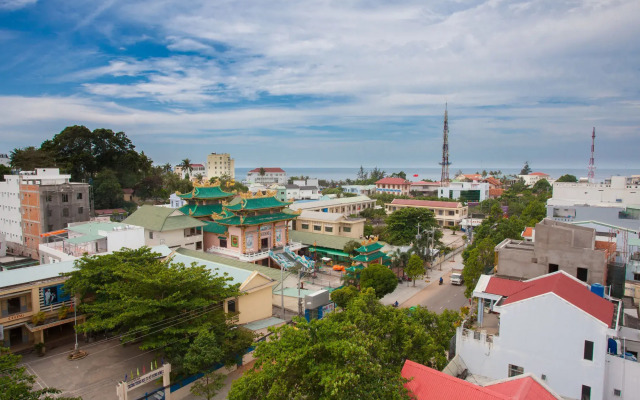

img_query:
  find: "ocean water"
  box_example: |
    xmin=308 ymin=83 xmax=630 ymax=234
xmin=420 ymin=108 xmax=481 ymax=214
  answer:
xmin=236 ymin=167 xmax=639 ymax=183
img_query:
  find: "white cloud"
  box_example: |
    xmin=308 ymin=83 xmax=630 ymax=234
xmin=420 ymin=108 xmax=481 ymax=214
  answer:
xmin=0 ymin=0 xmax=36 ymax=10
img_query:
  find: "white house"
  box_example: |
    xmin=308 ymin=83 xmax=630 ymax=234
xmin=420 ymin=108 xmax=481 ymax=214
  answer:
xmin=518 ymin=172 xmax=550 ymax=187
xmin=246 ymin=167 xmax=287 ymax=185
xmin=438 ymin=181 xmax=490 ymax=202
xmin=453 ymin=270 xmax=640 ymax=400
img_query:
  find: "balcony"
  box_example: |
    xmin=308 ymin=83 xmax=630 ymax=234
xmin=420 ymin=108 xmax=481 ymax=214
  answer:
xmin=207 ymin=242 xmax=304 ymax=262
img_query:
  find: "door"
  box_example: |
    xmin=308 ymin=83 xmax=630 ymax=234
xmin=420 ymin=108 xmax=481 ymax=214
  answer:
xmin=261 ymin=237 xmax=269 ymax=250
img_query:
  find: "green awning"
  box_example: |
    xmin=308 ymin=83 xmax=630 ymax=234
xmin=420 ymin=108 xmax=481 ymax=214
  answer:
xmin=309 ymin=247 xmax=350 ymax=257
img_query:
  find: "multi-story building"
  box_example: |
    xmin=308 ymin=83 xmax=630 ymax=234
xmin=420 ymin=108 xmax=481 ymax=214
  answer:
xmin=206 ymin=152 xmax=235 ymax=180
xmin=292 ymin=211 xmax=365 ymax=239
xmin=438 ymin=181 xmax=490 ymax=202
xmin=174 ymin=163 xmax=206 ymax=180
xmin=385 ymin=199 xmax=468 ymax=227
xmin=123 ymin=206 xmax=206 ymax=251
xmin=409 ymin=181 xmax=440 ymax=197
xmin=202 ymin=193 xmax=302 ymax=266
xmin=518 ymin=172 xmax=550 ymax=187
xmin=0 ymin=169 xmax=90 ymax=259
xmin=290 ymin=196 xmax=377 ymax=216
xmin=453 ymin=270 xmax=640 ymax=400
xmin=0 ymin=153 xmax=9 ymax=167
xmin=375 ymin=177 xmax=411 ymax=196
xmin=246 ymin=167 xmax=287 ymax=185
xmin=547 ymin=176 xmax=640 ymax=231
xmin=495 ymin=219 xmax=616 ymax=289
xmin=38 ymin=221 xmax=145 ymax=264
xmin=341 ymin=185 xmax=376 ymax=196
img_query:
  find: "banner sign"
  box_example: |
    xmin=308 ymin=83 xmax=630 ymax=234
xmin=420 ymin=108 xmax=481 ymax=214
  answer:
xmin=126 ymin=368 xmax=164 ymax=391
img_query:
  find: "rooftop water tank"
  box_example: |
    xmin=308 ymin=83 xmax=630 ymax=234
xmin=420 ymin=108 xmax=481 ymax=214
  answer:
xmin=591 ymin=283 xmax=605 ymax=298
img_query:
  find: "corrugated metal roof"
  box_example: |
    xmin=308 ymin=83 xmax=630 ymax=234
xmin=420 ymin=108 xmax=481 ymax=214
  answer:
xmin=123 ymin=206 xmax=205 ymax=231
xmin=0 ymin=261 xmax=76 ymax=289
xmin=175 ymin=248 xmax=283 ymax=282
xmin=167 ymin=253 xmax=253 ymax=285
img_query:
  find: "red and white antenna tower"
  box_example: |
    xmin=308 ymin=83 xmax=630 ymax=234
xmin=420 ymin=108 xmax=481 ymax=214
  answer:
xmin=587 ymin=127 xmax=596 ymax=183
xmin=439 ymin=103 xmax=451 ymax=185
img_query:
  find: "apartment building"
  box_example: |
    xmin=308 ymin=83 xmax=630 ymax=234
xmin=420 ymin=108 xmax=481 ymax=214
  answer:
xmin=123 ymin=206 xmax=205 ymax=251
xmin=385 ymin=199 xmax=468 ymax=227
xmin=206 ymin=152 xmax=235 ymax=180
xmin=290 ymin=196 xmax=377 ymax=216
xmin=247 ymin=167 xmax=287 ymax=185
xmin=375 ymin=177 xmax=411 ymax=196
xmin=438 ymin=181 xmax=491 ymax=202
xmin=292 ymin=211 xmax=365 ymax=239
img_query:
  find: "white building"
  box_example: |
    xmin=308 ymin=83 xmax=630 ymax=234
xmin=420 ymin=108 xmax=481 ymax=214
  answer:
xmin=518 ymin=172 xmax=550 ymax=187
xmin=39 ymin=221 xmax=145 ymax=264
xmin=0 ymin=173 xmax=22 ymax=246
xmin=168 ymin=193 xmax=187 ymax=208
xmin=0 ymin=233 xmax=6 ymax=257
xmin=206 ymin=153 xmax=235 ymax=180
xmin=341 ymin=185 xmax=376 ymax=196
xmin=290 ymin=196 xmax=376 ymax=216
xmin=438 ymin=181 xmax=490 ymax=202
xmin=547 ymin=176 xmax=640 ymax=231
xmin=246 ymin=168 xmax=287 ymax=185
xmin=123 ymin=206 xmax=205 ymax=251
xmin=0 ymin=153 xmax=9 ymax=167
xmin=453 ymin=271 xmax=640 ymax=400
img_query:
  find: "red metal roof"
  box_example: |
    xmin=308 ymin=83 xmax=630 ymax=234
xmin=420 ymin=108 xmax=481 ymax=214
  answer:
xmin=521 ymin=227 xmax=534 ymax=238
xmin=529 ymin=172 xmax=549 ymax=176
xmin=487 ymin=273 xmax=615 ymax=327
xmin=376 ymin=177 xmax=410 ymax=185
xmin=249 ymin=167 xmax=285 ymax=173
xmin=411 ymin=181 xmax=441 ymax=186
xmin=190 ymin=163 xmax=205 ymax=168
xmin=390 ymin=199 xmax=462 ymax=208
xmin=401 ymin=360 xmax=559 ymax=400
xmin=485 ymin=376 xmax=558 ymax=400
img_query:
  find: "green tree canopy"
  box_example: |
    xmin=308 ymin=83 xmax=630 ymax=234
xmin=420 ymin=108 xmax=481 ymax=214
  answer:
xmin=532 ymin=178 xmax=551 ymax=194
xmin=390 ymin=171 xmax=407 ymax=180
xmin=384 ymin=207 xmax=439 ymax=245
xmin=405 ymin=254 xmax=425 ymax=286
xmin=0 ymin=164 xmax=11 ymax=181
xmin=0 ymin=347 xmax=80 ymax=400
xmin=63 ymin=247 xmax=250 ymax=373
xmin=359 ymin=263 xmax=398 ymax=298
xmin=228 ymin=289 xmax=463 ymax=400
xmin=462 ymin=238 xmax=496 ymax=297
xmin=343 ymin=240 xmax=361 ymax=256
xmin=519 ymin=161 xmax=532 ymax=175
xmin=556 ymin=174 xmax=578 ymax=182
xmin=330 ymin=285 xmax=359 ymax=309
xmin=93 ymin=169 xmax=124 ymax=210
xmin=9 ymin=146 xmax=57 ymax=171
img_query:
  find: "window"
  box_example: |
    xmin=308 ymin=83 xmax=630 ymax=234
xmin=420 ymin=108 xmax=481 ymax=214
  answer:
xmin=581 ymin=385 xmax=591 ymax=400
xmin=633 ymin=273 xmax=640 ymax=281
xmin=508 ymin=364 xmax=523 ymax=377
xmin=45 ymin=194 xmax=52 ymax=202
xmin=77 ymin=192 xmax=83 ymax=200
xmin=614 ymin=389 xmax=622 ymax=397
xmin=343 ymin=227 xmax=351 ymax=233
xmin=325 ymin=226 xmax=333 ymax=233
xmin=149 ymin=232 xmax=154 ymax=239
xmin=196 ymin=241 xmax=202 ymax=250
xmin=313 ymin=225 xmax=322 ymax=231
xmin=227 ymin=299 xmax=236 ymax=313
xmin=47 ymin=225 xmax=53 ymax=232
xmin=62 ymin=208 xmax=69 ymax=217
xmin=577 ymin=268 xmax=588 ymax=282
xmin=584 ymin=340 xmax=594 ymax=361
xmin=301 ymin=223 xmax=309 ymax=230
xmin=78 ymin=207 xmax=83 ymax=214
xmin=62 ymin=193 xmax=69 ymax=202
xmin=548 ymin=263 xmax=559 ymax=273
xmin=47 ymin=209 xmax=52 ymax=217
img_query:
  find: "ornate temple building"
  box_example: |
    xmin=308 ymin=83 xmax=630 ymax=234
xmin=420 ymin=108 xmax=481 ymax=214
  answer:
xmin=203 ymin=191 xmax=303 ymax=266
xmin=177 ymin=184 xmax=235 ymax=220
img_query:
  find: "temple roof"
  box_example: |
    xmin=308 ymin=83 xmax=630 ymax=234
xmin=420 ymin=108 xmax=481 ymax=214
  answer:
xmin=352 ymin=250 xmax=389 ymax=263
xmin=202 ymin=220 xmax=228 ymax=235
xmin=178 ymin=186 xmax=234 ymax=200
xmin=356 ymin=241 xmax=384 ymax=253
xmin=216 ymin=210 xmax=298 ymax=226
xmin=179 ymin=203 xmax=223 ymax=217
xmin=225 ymin=196 xmax=292 ymax=211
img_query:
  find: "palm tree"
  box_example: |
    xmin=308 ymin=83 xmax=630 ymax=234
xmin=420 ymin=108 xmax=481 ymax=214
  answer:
xmin=390 ymin=248 xmax=412 ymax=278
xmin=259 ymin=167 xmax=266 ymax=177
xmin=180 ymin=158 xmax=193 ymax=179
xmin=162 ymin=163 xmax=172 ymax=173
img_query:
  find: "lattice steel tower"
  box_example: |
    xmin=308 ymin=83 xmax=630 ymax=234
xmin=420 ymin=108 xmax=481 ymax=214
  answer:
xmin=439 ymin=104 xmax=451 ymax=185
xmin=587 ymin=127 xmax=596 ymax=183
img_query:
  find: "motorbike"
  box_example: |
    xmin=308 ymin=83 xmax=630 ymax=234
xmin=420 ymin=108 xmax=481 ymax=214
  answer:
xmin=439 ymin=277 xmax=443 ymax=285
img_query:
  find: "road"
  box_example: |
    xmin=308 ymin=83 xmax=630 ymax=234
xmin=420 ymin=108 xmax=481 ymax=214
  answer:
xmin=400 ymin=270 xmax=469 ymax=313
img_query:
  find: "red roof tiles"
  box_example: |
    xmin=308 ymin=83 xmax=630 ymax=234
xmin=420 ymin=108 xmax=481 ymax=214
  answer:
xmin=521 ymin=227 xmax=534 ymax=238
xmin=249 ymin=167 xmax=286 ymax=173
xmin=489 ymin=188 xmax=505 ymax=197
xmin=390 ymin=199 xmax=462 ymax=208
xmin=401 ymin=360 xmax=559 ymax=400
xmin=529 ymin=172 xmax=549 ymax=176
xmin=376 ymin=177 xmax=410 ymax=185
xmin=485 ymin=273 xmax=615 ymax=327
xmin=411 ymin=181 xmax=441 ymax=186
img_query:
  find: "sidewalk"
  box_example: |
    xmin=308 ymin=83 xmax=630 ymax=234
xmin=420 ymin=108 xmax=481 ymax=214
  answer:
xmin=380 ymin=246 xmax=465 ymax=306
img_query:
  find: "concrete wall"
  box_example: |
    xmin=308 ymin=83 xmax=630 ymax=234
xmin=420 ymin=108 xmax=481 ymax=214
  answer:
xmin=604 ymin=354 xmax=640 ymax=399
xmin=145 ymin=228 xmax=203 ymax=251
xmin=235 ymin=275 xmax=275 ymax=324
xmin=457 ymin=293 xmax=609 ymax=400
xmin=552 ymin=177 xmax=640 ymax=205
xmin=293 ymin=218 xmax=364 ymax=239
xmin=105 ymin=226 xmax=145 ymax=252
xmin=242 ymin=222 xmax=288 ymax=253
xmin=0 ymin=175 xmax=22 ymax=244
xmin=547 ymin=204 xmax=640 ymax=231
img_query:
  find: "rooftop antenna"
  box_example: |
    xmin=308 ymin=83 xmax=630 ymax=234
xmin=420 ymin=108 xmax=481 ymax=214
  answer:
xmin=439 ymin=103 xmax=451 ymax=185
xmin=587 ymin=127 xmax=596 ymax=183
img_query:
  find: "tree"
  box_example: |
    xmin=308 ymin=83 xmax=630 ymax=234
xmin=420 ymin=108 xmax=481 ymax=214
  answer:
xmin=390 ymin=171 xmax=407 ymax=180
xmin=520 ymin=199 xmax=546 ymax=227
xmin=10 ymin=146 xmax=56 ymax=171
xmin=359 ymin=263 xmax=398 ymax=298
xmin=180 ymin=158 xmax=193 ymax=178
xmin=450 ymin=225 xmax=460 ymax=235
xmin=519 ymin=161 xmax=532 ymax=175
xmin=63 ymin=247 xmax=249 ymax=373
xmin=259 ymin=167 xmax=266 ymax=176
xmin=229 ymin=289 xmax=463 ymax=399
xmin=343 ymin=240 xmax=361 ymax=256
xmin=191 ymin=372 xmax=225 ymax=400
xmin=556 ymin=174 xmax=578 ymax=183
xmin=93 ymin=169 xmax=124 ymax=209
xmin=369 ymin=167 xmax=386 ymax=182
xmin=183 ymin=331 xmax=229 ymax=400
xmin=390 ymin=249 xmax=411 ymax=278
xmin=356 ymin=165 xmax=368 ymax=181
xmin=405 ymin=254 xmax=425 ymax=286
xmin=0 ymin=347 xmax=80 ymax=400
xmin=482 ymin=169 xmax=488 ymax=177
xmin=462 ymin=238 xmax=495 ymax=297
xmin=330 ymin=285 xmax=359 ymax=309
xmin=532 ymin=178 xmax=551 ymax=194
xmin=384 ymin=207 xmax=439 ymax=245
xmin=0 ymin=164 xmax=11 ymax=181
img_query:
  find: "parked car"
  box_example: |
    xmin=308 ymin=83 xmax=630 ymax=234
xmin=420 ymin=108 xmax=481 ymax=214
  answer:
xmin=451 ymin=269 xmax=464 ymax=285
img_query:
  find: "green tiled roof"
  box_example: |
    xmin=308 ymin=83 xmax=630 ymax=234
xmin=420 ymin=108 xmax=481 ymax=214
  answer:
xmin=352 ymin=250 xmax=387 ymax=263
xmin=356 ymin=241 xmax=384 ymax=253
xmin=123 ymin=205 xmax=205 ymax=232
xmin=179 ymin=204 xmax=223 ymax=217
xmin=225 ymin=196 xmax=291 ymax=211
xmin=216 ymin=212 xmax=297 ymax=226
xmin=290 ymin=231 xmax=357 ymax=251
xmin=178 ymin=186 xmax=233 ymax=200
xmin=175 ymin=248 xmax=285 ymax=282
xmin=202 ymin=221 xmax=228 ymax=235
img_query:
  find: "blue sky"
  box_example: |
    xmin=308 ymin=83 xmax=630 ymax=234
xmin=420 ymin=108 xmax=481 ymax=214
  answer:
xmin=0 ymin=0 xmax=639 ymax=169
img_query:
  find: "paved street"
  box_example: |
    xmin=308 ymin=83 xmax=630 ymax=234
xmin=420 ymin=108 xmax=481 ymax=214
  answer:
xmin=400 ymin=270 xmax=469 ymax=312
